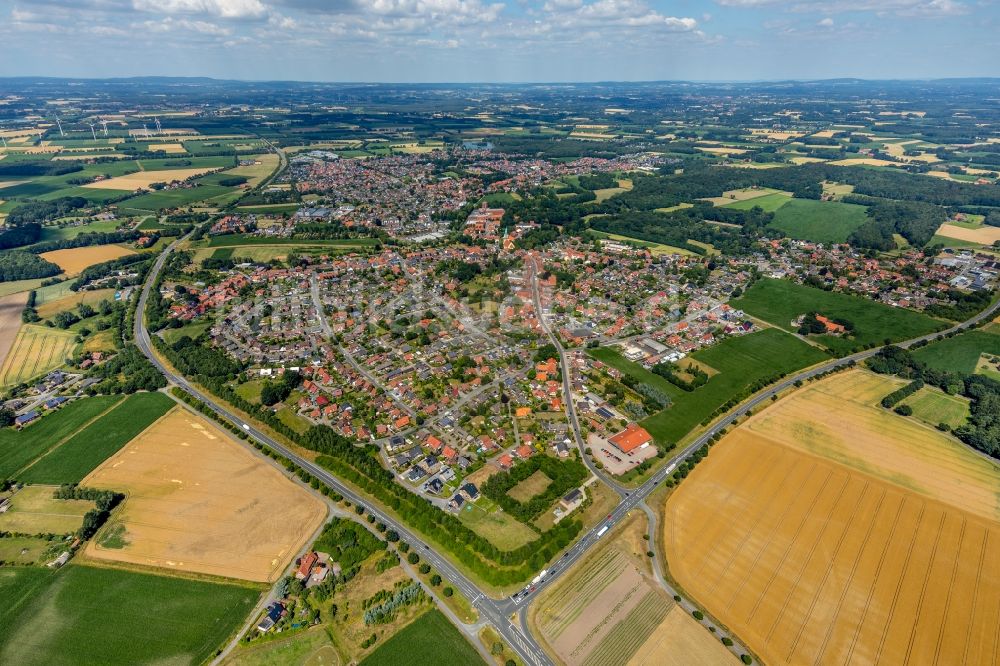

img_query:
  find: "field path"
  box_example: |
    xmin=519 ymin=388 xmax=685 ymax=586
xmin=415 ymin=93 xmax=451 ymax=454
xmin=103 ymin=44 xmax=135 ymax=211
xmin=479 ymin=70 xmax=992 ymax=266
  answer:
xmin=13 ymin=396 xmax=125 ymax=477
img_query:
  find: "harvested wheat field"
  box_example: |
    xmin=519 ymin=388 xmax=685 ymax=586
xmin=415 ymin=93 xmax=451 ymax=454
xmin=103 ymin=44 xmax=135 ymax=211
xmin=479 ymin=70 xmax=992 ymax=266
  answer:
xmin=83 ymin=407 xmax=326 ymax=582
xmin=148 ymin=143 xmax=187 ymax=154
xmin=531 ymin=514 xmax=689 ymax=666
xmin=0 ymin=324 xmax=77 ymax=387
xmin=828 ymin=158 xmax=901 ymax=167
xmin=935 ymin=222 xmax=1000 ymax=245
xmin=82 ymin=168 xmax=214 ymax=191
xmin=663 ymin=370 xmax=1000 ymax=666
xmin=39 ymin=245 xmax=135 ymax=275
xmin=627 ymin=604 xmax=734 ymax=666
xmin=0 ymin=292 xmax=28 ymax=370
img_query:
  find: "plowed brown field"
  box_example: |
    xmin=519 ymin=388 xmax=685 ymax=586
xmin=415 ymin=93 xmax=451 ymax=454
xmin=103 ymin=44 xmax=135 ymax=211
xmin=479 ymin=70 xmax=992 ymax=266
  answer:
xmin=663 ymin=370 xmax=1000 ymax=666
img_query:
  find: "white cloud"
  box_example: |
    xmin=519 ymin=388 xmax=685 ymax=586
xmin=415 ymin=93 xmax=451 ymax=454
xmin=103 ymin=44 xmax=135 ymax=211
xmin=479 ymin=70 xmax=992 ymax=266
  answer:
xmin=131 ymin=0 xmax=267 ymax=19
xmin=818 ymin=16 xmax=833 ymax=26
xmin=715 ymin=0 xmax=969 ymax=16
xmin=137 ymin=16 xmax=233 ymax=34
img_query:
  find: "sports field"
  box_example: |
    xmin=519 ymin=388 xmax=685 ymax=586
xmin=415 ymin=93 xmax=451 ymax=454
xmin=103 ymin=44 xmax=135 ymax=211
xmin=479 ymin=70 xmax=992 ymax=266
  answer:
xmin=733 ymin=278 xmax=946 ymax=354
xmin=0 ymin=484 xmax=93 ymax=534
xmin=19 ymin=391 xmax=174 ymax=484
xmin=0 ymin=324 xmax=77 ymax=387
xmin=0 ymin=564 xmax=258 ymax=666
xmin=663 ymin=370 xmax=1000 ymax=666
xmin=766 ymin=199 xmax=869 ymax=244
xmin=38 ymin=244 xmax=136 ymax=275
xmin=84 ymin=406 xmax=327 ymax=582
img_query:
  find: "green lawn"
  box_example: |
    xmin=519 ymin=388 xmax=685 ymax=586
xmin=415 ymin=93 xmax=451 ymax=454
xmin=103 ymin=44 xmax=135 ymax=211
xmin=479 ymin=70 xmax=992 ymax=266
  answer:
xmin=911 ymin=330 xmax=1000 ymax=373
xmin=640 ymin=328 xmax=829 ymax=444
xmin=360 ymin=609 xmax=485 ymax=666
xmin=162 ymin=320 xmax=212 ymax=345
xmin=901 ymin=387 xmax=971 ymax=429
xmin=0 ymin=564 xmax=258 ymax=666
xmin=122 ymin=184 xmax=233 ymax=211
xmin=766 ymin=198 xmax=869 ymax=244
xmin=721 ymin=192 xmax=792 ymax=213
xmin=733 ymin=278 xmax=947 ymax=355
xmin=586 ymin=347 xmax=684 ymax=400
xmin=0 ymin=396 xmax=123 ymax=479
xmin=19 ymin=392 xmax=174 ymax=484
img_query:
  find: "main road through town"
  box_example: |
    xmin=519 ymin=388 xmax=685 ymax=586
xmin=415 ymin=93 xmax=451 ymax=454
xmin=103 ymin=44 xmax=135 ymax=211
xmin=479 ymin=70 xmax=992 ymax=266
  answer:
xmin=136 ymin=235 xmax=1000 ymax=666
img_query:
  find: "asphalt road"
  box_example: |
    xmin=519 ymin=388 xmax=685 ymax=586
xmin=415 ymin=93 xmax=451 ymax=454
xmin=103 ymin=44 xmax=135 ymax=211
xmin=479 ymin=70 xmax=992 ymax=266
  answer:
xmin=136 ymin=235 xmax=1000 ymax=666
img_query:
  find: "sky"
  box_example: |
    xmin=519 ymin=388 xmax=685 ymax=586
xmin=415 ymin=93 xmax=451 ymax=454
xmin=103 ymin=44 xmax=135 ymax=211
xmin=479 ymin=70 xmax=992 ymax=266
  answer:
xmin=0 ymin=0 xmax=997 ymax=82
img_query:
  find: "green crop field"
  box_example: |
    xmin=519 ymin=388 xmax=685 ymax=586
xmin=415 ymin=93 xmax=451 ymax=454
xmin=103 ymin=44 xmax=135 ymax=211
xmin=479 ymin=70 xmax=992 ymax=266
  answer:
xmin=721 ymin=191 xmax=792 ymax=212
xmin=733 ymin=278 xmax=946 ymax=354
xmin=912 ymin=330 xmax=1000 ymax=373
xmin=641 ymin=328 xmax=829 ymax=444
xmin=19 ymin=391 xmax=173 ymax=484
xmin=0 ymin=564 xmax=258 ymax=666
xmin=765 ymin=198 xmax=869 ymax=243
xmin=122 ymin=183 xmax=233 ymax=211
xmin=360 ymin=609 xmax=485 ymax=666
xmin=0 ymin=396 xmax=123 ymax=478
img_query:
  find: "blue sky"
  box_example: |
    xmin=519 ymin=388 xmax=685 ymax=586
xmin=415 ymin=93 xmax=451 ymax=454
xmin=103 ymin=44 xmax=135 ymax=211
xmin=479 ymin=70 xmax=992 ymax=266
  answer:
xmin=0 ymin=0 xmax=996 ymax=81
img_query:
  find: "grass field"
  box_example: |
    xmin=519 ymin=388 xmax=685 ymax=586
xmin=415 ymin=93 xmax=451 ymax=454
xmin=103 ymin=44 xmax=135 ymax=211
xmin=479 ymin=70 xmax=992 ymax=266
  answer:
xmin=38 ymin=245 xmax=136 ymax=275
xmin=901 ymin=386 xmax=971 ymax=429
xmin=34 ymin=287 xmax=115 ymax=319
xmin=721 ymin=191 xmax=792 ymax=213
xmin=0 ymin=536 xmax=58 ymax=565
xmin=663 ymin=370 xmax=1000 ymax=666
xmin=765 ymin=198 xmax=869 ymax=243
xmin=0 ymin=484 xmax=94 ymax=534
xmin=19 ymin=392 xmax=174 ymax=484
xmin=0 ymin=396 xmax=122 ymax=478
xmin=360 ymin=609 xmax=485 ymax=666
xmin=0 ymin=564 xmax=258 ymax=666
xmin=733 ymin=278 xmax=946 ymax=354
xmin=587 ymin=347 xmax=685 ymax=400
xmin=507 ymin=470 xmax=554 ymax=503
xmin=640 ymin=329 xmax=828 ymax=444
xmin=84 ymin=406 xmax=326 ymax=582
xmin=0 ymin=324 xmax=78 ymax=387
xmin=161 ymin=319 xmax=212 ymax=345
xmin=912 ymin=330 xmax=1000 ymax=373
xmin=222 ymin=627 xmax=337 ymax=666
xmin=457 ymin=501 xmax=538 ymax=551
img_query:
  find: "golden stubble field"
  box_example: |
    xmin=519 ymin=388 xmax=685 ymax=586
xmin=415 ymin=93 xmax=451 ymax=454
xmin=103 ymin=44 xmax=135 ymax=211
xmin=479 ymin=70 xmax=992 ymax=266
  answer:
xmin=39 ymin=245 xmax=135 ymax=275
xmin=935 ymin=222 xmax=1000 ymax=245
xmin=663 ymin=370 xmax=1000 ymax=666
xmin=0 ymin=291 xmax=28 ymax=370
xmin=83 ymin=407 xmax=327 ymax=583
xmin=81 ymin=168 xmax=215 ymax=191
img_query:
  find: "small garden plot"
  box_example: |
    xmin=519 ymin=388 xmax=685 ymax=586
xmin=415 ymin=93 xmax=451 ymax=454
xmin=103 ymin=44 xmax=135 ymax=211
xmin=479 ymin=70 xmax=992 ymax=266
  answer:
xmin=0 ymin=535 xmax=63 ymax=565
xmin=0 ymin=484 xmax=94 ymax=534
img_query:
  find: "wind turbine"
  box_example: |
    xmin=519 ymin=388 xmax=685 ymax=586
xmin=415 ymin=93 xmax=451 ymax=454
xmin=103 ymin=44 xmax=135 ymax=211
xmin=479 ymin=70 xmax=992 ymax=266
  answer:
xmin=142 ymin=123 xmax=150 ymax=138
xmin=154 ymin=117 xmax=162 ymax=135
xmin=1 ymin=136 xmax=6 ymax=149
xmin=88 ymin=123 xmax=97 ymax=141
xmin=54 ymin=116 xmax=65 ymax=137
xmin=101 ymin=119 xmax=108 ymax=136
